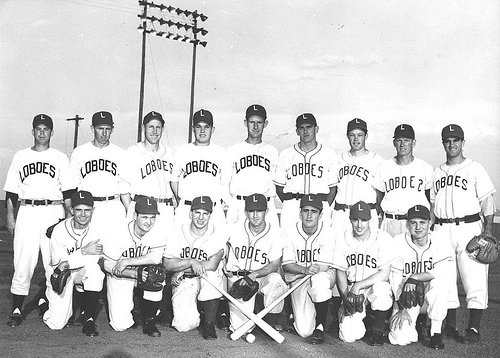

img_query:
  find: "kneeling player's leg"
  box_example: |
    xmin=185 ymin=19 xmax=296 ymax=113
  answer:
xmin=171 ymin=277 xmax=201 ymax=332
xmin=106 ymin=275 xmax=135 ymax=331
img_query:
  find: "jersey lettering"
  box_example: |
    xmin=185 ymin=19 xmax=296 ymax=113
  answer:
xmin=383 ymin=176 xmax=424 ymax=193
xmin=296 ymin=248 xmax=320 ymax=263
xmin=434 ymin=175 xmax=467 ymax=192
xmin=403 ymin=259 xmax=433 ymax=276
xmin=346 ymin=253 xmax=377 ymax=269
xmin=180 ymin=246 xmax=208 ymax=261
xmin=80 ymin=159 xmax=117 ymax=178
xmin=338 ymin=165 xmax=369 ymax=182
xmin=233 ymin=246 xmax=268 ymax=265
xmin=140 ymin=159 xmax=171 ymax=179
xmin=288 ymin=163 xmax=323 ymax=179
xmin=184 ymin=160 xmax=218 ymax=177
xmin=66 ymin=247 xmax=75 ymax=255
xmin=234 ymin=155 xmax=271 ymax=173
xmin=121 ymin=245 xmax=150 ymax=258
xmin=18 ymin=162 xmax=56 ymax=182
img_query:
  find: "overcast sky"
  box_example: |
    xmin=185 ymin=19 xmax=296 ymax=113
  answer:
xmin=1 ymin=0 xmax=499 ymax=192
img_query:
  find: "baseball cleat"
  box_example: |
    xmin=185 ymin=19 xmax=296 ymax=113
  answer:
xmin=370 ymin=333 xmax=384 ymax=346
xmin=7 ymin=312 xmax=23 ymax=327
xmin=216 ymin=313 xmax=230 ymax=332
xmin=462 ymin=328 xmax=481 ymax=344
xmin=82 ymin=319 xmax=99 ymax=337
xmin=309 ymin=329 xmax=325 ymax=344
xmin=442 ymin=325 xmax=460 ymax=341
xmin=430 ymin=333 xmax=444 ymax=349
xmin=143 ymin=320 xmax=161 ymax=338
xmin=202 ymin=321 xmax=217 ymax=340
xmin=38 ymin=300 xmax=49 ymax=318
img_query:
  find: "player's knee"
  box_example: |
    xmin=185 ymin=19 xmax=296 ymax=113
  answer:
xmin=368 ymin=281 xmax=393 ymax=311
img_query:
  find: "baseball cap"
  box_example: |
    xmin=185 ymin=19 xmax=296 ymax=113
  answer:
xmin=191 ymin=196 xmax=213 ymax=213
xmin=192 ymin=109 xmax=213 ymax=126
xmin=245 ymin=193 xmax=268 ymax=211
xmin=393 ymin=124 xmax=415 ymax=139
xmin=245 ymin=104 xmax=267 ymax=120
xmin=407 ymin=205 xmax=430 ymax=221
xmin=32 ymin=114 xmax=53 ymax=130
xmin=347 ymin=118 xmax=367 ymax=134
xmin=135 ymin=197 xmax=160 ymax=215
xmin=441 ymin=124 xmax=464 ymax=141
xmin=71 ymin=190 xmax=94 ymax=207
xmin=300 ymin=194 xmax=323 ymax=211
xmin=349 ymin=201 xmax=372 ymax=221
xmin=143 ymin=111 xmax=165 ymax=125
xmin=296 ymin=113 xmax=317 ymax=126
xmin=92 ymin=111 xmax=114 ymax=127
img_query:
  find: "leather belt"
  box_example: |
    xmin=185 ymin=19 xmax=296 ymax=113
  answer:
xmin=230 ymin=270 xmax=251 ymax=277
xmin=134 ymin=195 xmax=173 ymax=206
xmin=93 ymin=195 xmax=119 ymax=201
xmin=21 ymin=199 xmax=63 ymax=206
xmin=334 ymin=202 xmax=376 ymax=211
xmin=236 ymin=195 xmax=271 ymax=201
xmin=184 ymin=200 xmax=217 ymax=207
xmin=435 ymin=213 xmax=481 ymax=225
xmin=283 ymin=193 xmax=328 ymax=201
xmin=385 ymin=213 xmax=407 ymax=220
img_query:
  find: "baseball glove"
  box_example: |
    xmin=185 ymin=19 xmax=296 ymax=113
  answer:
xmin=466 ymin=233 xmax=499 ymax=264
xmin=398 ymin=278 xmax=425 ymax=309
xmin=51 ymin=267 xmax=71 ymax=295
xmin=229 ymin=276 xmax=259 ymax=302
xmin=137 ymin=264 xmax=166 ymax=292
xmin=342 ymin=292 xmax=365 ymax=316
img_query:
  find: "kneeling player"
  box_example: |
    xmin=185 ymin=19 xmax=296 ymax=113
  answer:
xmin=43 ymin=191 xmax=104 ymax=337
xmin=163 ymin=196 xmax=227 ymax=339
xmin=388 ymin=205 xmax=454 ymax=349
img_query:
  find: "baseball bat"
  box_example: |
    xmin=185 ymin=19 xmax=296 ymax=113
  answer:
xmin=230 ymin=274 xmax=311 ymax=341
xmin=201 ymin=276 xmax=285 ymax=344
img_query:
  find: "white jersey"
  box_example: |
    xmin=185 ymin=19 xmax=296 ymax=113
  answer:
xmin=431 ymin=158 xmax=496 ymax=218
xmin=124 ymin=142 xmax=174 ymax=199
xmin=282 ymin=222 xmax=335 ymax=267
xmin=70 ymin=142 xmax=128 ymax=197
xmin=333 ymin=150 xmax=383 ymax=205
xmin=3 ymin=147 xmax=74 ymax=200
xmin=274 ymin=143 xmax=337 ymax=195
xmin=172 ymin=143 xmax=225 ymax=201
xmin=375 ymin=157 xmax=433 ymax=214
xmin=223 ymin=141 xmax=278 ymax=197
xmin=225 ymin=220 xmax=282 ymax=272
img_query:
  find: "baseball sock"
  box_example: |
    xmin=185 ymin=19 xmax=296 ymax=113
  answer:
xmin=142 ymin=299 xmax=160 ymax=321
xmin=468 ymin=309 xmax=483 ymax=330
xmin=445 ymin=308 xmax=457 ymax=328
xmin=12 ymin=294 xmax=25 ymax=313
xmin=372 ymin=309 xmax=391 ymax=335
xmin=83 ymin=291 xmax=100 ymax=321
xmin=314 ymin=300 xmax=329 ymax=330
xmin=202 ymin=299 xmax=218 ymax=324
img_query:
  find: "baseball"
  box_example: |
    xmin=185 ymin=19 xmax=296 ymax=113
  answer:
xmin=246 ymin=333 xmax=256 ymax=343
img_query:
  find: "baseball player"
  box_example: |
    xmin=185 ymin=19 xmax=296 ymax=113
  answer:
xmin=282 ymin=194 xmax=336 ymax=344
xmin=388 ymin=205 xmax=454 ymax=349
xmin=223 ymin=105 xmax=279 ymax=227
xmin=163 ymin=196 xmax=227 ymax=339
xmin=4 ymin=114 xmax=75 ymax=327
xmin=103 ymin=197 xmax=165 ymax=337
xmin=43 ymin=191 xmax=105 ymax=337
xmin=334 ymin=201 xmax=394 ymax=346
xmin=431 ymin=124 xmax=496 ymax=344
xmin=171 ymin=109 xmax=226 ymax=228
xmin=375 ymin=124 xmax=433 ymax=237
xmin=224 ymin=193 xmax=287 ymax=339
xmin=274 ymin=113 xmax=337 ymax=230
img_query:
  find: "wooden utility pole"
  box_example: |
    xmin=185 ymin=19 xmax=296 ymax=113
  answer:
xmin=66 ymin=115 xmax=83 ymax=149
xmin=188 ymin=18 xmax=198 ymax=143
xmin=137 ymin=2 xmax=148 ymax=143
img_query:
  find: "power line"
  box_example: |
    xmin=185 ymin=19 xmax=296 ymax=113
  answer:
xmin=55 ymin=0 xmax=138 ymax=14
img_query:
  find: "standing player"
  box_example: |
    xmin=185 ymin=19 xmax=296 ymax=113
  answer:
xmin=4 ymin=114 xmax=75 ymax=327
xmin=334 ymin=201 xmax=394 ymax=346
xmin=103 ymin=197 xmax=165 ymax=337
xmin=163 ymin=196 xmax=227 ymax=339
xmin=171 ymin=109 xmax=226 ymax=228
xmin=274 ymin=113 xmax=337 ymax=229
xmin=375 ymin=124 xmax=433 ymax=236
xmin=223 ymin=105 xmax=279 ymax=227
xmin=388 ymin=205 xmax=454 ymax=349
xmin=282 ymin=194 xmax=336 ymax=344
xmin=224 ymin=194 xmax=287 ymax=340
xmin=431 ymin=124 xmax=496 ymax=344
xmin=43 ymin=191 xmax=105 ymax=337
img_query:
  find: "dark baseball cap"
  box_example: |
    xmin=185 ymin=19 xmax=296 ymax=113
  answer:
xmin=143 ymin=111 xmax=165 ymax=125
xmin=441 ymin=124 xmax=464 ymax=141
xmin=135 ymin=197 xmax=160 ymax=215
xmin=300 ymin=194 xmax=323 ymax=211
xmin=191 ymin=196 xmax=213 ymax=213
xmin=71 ymin=190 xmax=94 ymax=207
xmin=245 ymin=193 xmax=268 ymax=211
xmin=347 ymin=118 xmax=367 ymax=134
xmin=296 ymin=113 xmax=317 ymax=126
xmin=32 ymin=114 xmax=53 ymax=130
xmin=192 ymin=109 xmax=213 ymax=126
xmin=92 ymin=111 xmax=114 ymax=127
xmin=407 ymin=205 xmax=430 ymax=221
xmin=245 ymin=104 xmax=267 ymax=120
xmin=393 ymin=124 xmax=415 ymax=139
xmin=349 ymin=201 xmax=372 ymax=221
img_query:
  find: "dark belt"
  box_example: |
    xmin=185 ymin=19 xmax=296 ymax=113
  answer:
xmin=334 ymin=202 xmax=376 ymax=211
xmin=183 ymin=273 xmax=198 ymax=278
xmin=21 ymin=199 xmax=62 ymax=206
xmin=134 ymin=195 xmax=173 ymax=206
xmin=385 ymin=213 xmax=407 ymax=220
xmin=184 ymin=200 xmax=217 ymax=207
xmin=93 ymin=195 xmax=119 ymax=201
xmin=435 ymin=213 xmax=481 ymax=225
xmin=230 ymin=270 xmax=251 ymax=277
xmin=283 ymin=193 xmax=328 ymax=201
xmin=236 ymin=195 xmax=270 ymax=201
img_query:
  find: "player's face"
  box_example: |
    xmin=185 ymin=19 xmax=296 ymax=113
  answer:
xmin=92 ymin=124 xmax=114 ymax=145
xmin=347 ymin=129 xmax=367 ymax=151
xmin=245 ymin=210 xmax=267 ymax=228
xmin=245 ymin=116 xmax=267 ymax=140
xmin=32 ymin=124 xmax=53 ymax=146
xmin=350 ymin=218 xmax=370 ymax=237
xmin=442 ymin=137 xmax=464 ymax=158
xmin=144 ymin=119 xmax=164 ymax=145
xmin=190 ymin=209 xmax=211 ymax=229
xmin=71 ymin=204 xmax=94 ymax=229
xmin=296 ymin=123 xmax=318 ymax=145
xmin=135 ymin=213 xmax=157 ymax=233
xmin=193 ymin=122 xmax=214 ymax=145
xmin=407 ymin=218 xmax=430 ymax=240
xmin=300 ymin=206 xmax=322 ymax=231
xmin=393 ymin=138 xmax=415 ymax=157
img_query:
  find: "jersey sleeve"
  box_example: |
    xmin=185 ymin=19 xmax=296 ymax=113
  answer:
xmin=317 ymin=230 xmax=335 ymax=266
xmin=273 ymin=149 xmax=289 ymax=187
xmin=474 ymin=162 xmax=496 ymax=202
xmin=3 ymin=152 xmax=21 ymax=194
xmin=332 ymin=232 xmax=347 ymax=271
xmin=163 ymin=227 xmax=184 ymax=259
xmin=267 ymin=233 xmax=284 ymax=263
xmin=58 ymin=153 xmax=77 ymax=192
xmin=423 ymin=161 xmax=434 ymax=191
xmin=281 ymin=231 xmax=296 ymax=265
xmin=373 ymin=160 xmax=387 ymax=192
xmin=50 ymin=222 xmax=71 ymax=267
xmin=377 ymin=231 xmax=396 ymax=269
xmin=326 ymin=150 xmax=340 ymax=188
xmin=116 ymin=147 xmax=130 ymax=195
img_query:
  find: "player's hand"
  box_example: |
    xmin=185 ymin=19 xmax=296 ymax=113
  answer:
xmin=350 ymin=283 xmax=361 ymax=295
xmin=190 ymin=259 xmax=206 ymax=277
xmin=403 ymin=282 xmax=416 ymax=292
xmin=222 ymin=266 xmax=233 ymax=278
xmin=390 ymin=309 xmax=412 ymax=331
xmin=57 ymin=261 xmax=70 ymax=271
xmin=305 ymin=264 xmax=320 ymax=275
xmin=82 ymin=239 xmax=103 ymax=255
xmin=112 ymin=260 xmax=129 ymax=276
xmin=171 ymin=271 xmax=184 ymax=286
xmin=6 ymin=215 xmax=15 ymax=236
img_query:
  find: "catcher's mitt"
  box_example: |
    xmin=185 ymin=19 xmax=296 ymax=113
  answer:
xmin=398 ymin=278 xmax=425 ymax=309
xmin=137 ymin=264 xmax=166 ymax=292
xmin=466 ymin=233 xmax=499 ymax=264
xmin=342 ymin=292 xmax=365 ymax=316
xmin=51 ymin=267 xmax=71 ymax=295
xmin=229 ymin=276 xmax=259 ymax=302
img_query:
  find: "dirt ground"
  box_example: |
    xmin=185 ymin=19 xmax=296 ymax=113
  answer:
xmin=0 ymin=230 xmax=499 ymax=358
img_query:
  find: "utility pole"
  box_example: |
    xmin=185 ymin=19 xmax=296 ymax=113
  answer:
xmin=66 ymin=115 xmax=83 ymax=149
xmin=187 ymin=18 xmax=198 ymax=143
xmin=137 ymin=1 xmax=148 ymax=143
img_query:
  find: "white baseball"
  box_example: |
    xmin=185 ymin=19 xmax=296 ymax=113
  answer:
xmin=246 ymin=333 xmax=256 ymax=343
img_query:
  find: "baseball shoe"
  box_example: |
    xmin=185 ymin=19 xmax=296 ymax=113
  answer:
xmin=430 ymin=333 xmax=445 ymax=349
xmin=67 ymin=309 xmax=85 ymax=327
xmin=7 ymin=311 xmax=23 ymax=327
xmin=370 ymin=333 xmax=384 ymax=346
xmin=216 ymin=313 xmax=230 ymax=332
xmin=442 ymin=324 xmax=460 ymax=341
xmin=143 ymin=320 xmax=161 ymax=338
xmin=82 ymin=319 xmax=99 ymax=337
xmin=462 ymin=328 xmax=481 ymax=344
xmin=202 ymin=321 xmax=217 ymax=340
xmin=38 ymin=300 xmax=49 ymax=318
xmin=309 ymin=329 xmax=325 ymax=344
